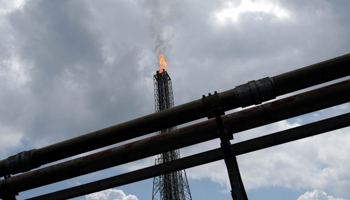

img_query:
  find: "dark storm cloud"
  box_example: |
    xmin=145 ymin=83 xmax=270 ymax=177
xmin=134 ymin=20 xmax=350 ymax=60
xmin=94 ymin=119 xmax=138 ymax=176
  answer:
xmin=2 ymin=0 xmax=156 ymax=147
xmin=5 ymin=0 xmax=101 ymax=145
xmin=0 ymin=0 xmax=348 ymax=154
xmin=9 ymin=1 xmax=100 ymax=78
xmin=0 ymin=0 xmax=349 ymax=161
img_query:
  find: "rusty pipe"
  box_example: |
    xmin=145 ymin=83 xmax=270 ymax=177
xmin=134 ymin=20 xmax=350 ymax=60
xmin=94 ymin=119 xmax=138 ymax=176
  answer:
xmin=1 ymin=53 xmax=350 ymax=177
xmin=1 ymin=79 xmax=350 ymax=194
xmin=26 ymin=111 xmax=350 ymax=200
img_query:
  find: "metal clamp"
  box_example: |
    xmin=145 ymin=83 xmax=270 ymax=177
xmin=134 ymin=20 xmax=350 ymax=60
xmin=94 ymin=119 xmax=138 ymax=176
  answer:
xmin=202 ymin=91 xmax=225 ymax=119
xmin=202 ymin=92 xmax=232 ymax=140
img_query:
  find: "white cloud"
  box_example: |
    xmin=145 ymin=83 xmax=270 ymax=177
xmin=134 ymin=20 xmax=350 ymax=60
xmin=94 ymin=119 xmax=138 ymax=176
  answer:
xmin=184 ymin=120 xmax=300 ymax=188
xmin=181 ymin=104 xmax=350 ymax=197
xmin=297 ymin=190 xmax=347 ymax=200
xmin=0 ymin=123 xmax=23 ymax=158
xmin=0 ymin=0 xmax=27 ymax=14
xmin=0 ymin=54 xmax=32 ymax=89
xmin=85 ymin=189 xmax=138 ymax=200
xmin=238 ymin=126 xmax=350 ymax=193
xmin=113 ymin=103 xmax=350 ymax=198
xmin=118 ymin=156 xmax=155 ymax=173
xmin=217 ymin=0 xmax=290 ymax=23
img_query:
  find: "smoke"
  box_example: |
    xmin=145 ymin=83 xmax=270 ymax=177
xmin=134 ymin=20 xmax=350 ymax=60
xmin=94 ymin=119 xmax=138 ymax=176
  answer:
xmin=148 ymin=0 xmax=180 ymax=55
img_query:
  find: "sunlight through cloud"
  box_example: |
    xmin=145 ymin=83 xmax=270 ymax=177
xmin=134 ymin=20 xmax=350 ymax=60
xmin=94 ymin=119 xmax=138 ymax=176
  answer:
xmin=217 ymin=0 xmax=290 ymax=24
xmin=0 ymin=0 xmax=27 ymax=14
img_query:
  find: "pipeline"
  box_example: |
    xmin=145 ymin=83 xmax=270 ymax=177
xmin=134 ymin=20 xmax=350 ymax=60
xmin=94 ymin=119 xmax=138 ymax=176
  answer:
xmin=0 ymin=53 xmax=350 ymax=177
xmin=2 ymin=79 xmax=350 ymax=194
xmin=26 ymin=112 xmax=350 ymax=200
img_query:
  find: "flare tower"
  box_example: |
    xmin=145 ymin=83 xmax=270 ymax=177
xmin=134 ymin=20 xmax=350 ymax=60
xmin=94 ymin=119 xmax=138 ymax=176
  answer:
xmin=152 ymin=70 xmax=192 ymax=200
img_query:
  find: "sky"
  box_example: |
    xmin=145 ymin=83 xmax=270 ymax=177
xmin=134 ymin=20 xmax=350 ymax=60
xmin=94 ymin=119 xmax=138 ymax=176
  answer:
xmin=0 ymin=0 xmax=350 ymax=199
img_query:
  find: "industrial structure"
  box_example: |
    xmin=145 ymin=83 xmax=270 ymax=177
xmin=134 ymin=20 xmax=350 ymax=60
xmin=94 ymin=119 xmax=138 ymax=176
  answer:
xmin=152 ymin=70 xmax=192 ymax=200
xmin=0 ymin=53 xmax=350 ymax=200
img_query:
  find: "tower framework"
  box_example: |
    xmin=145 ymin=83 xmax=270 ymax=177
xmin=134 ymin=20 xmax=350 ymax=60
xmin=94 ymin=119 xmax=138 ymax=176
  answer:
xmin=152 ymin=71 xmax=192 ymax=200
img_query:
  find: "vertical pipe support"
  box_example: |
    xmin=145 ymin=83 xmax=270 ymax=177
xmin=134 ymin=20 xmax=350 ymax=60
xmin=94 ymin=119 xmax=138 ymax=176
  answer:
xmin=202 ymin=92 xmax=247 ymax=200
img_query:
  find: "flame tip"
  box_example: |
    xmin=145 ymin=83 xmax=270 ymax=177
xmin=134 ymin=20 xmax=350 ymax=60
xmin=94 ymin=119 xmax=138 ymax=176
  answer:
xmin=158 ymin=54 xmax=167 ymax=73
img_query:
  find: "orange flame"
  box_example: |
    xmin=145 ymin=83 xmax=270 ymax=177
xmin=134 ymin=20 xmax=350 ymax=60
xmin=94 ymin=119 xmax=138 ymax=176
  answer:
xmin=158 ymin=54 xmax=167 ymax=73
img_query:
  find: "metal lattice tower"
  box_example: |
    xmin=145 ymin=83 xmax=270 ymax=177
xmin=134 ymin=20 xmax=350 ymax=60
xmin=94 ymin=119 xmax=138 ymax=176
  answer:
xmin=152 ymin=70 xmax=192 ymax=200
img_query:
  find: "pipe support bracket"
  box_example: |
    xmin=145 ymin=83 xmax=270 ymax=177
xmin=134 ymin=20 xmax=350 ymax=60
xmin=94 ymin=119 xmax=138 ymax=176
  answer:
xmin=202 ymin=91 xmax=225 ymax=119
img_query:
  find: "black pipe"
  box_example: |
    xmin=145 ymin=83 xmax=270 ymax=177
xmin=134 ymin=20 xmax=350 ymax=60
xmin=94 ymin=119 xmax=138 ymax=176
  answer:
xmin=2 ymin=79 xmax=350 ymax=194
xmin=26 ymin=112 xmax=350 ymax=200
xmin=273 ymin=53 xmax=350 ymax=96
xmin=1 ymin=53 xmax=350 ymax=177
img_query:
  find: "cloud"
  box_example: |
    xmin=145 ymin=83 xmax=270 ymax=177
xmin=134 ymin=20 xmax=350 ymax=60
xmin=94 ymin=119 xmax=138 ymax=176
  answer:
xmin=0 ymin=123 xmax=23 ymax=158
xmin=0 ymin=0 xmax=348 ymax=150
xmin=217 ymin=0 xmax=290 ymax=24
xmin=179 ymin=103 xmax=350 ymax=196
xmin=102 ymin=104 xmax=350 ymax=198
xmin=85 ymin=189 xmax=138 ymax=200
xmin=183 ymin=119 xmax=300 ymax=189
xmin=297 ymin=190 xmax=347 ymax=200
xmin=0 ymin=0 xmax=157 ymax=148
xmin=0 ymin=0 xmax=350 ymax=199
xmin=0 ymin=0 xmax=26 ymax=14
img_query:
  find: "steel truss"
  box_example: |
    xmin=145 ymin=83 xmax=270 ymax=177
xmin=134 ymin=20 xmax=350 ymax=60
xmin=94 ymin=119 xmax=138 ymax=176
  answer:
xmin=152 ymin=71 xmax=192 ymax=200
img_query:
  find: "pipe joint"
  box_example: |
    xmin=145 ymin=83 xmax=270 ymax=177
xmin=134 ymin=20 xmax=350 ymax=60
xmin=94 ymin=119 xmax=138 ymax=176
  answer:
xmin=202 ymin=91 xmax=225 ymax=119
xmin=234 ymin=77 xmax=276 ymax=107
xmin=4 ymin=149 xmax=39 ymax=175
